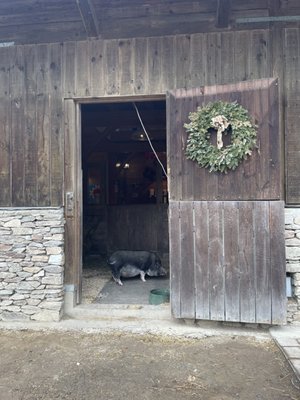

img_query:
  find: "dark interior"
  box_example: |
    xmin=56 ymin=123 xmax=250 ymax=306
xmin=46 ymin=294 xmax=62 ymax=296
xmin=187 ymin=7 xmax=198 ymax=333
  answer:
xmin=81 ymin=99 xmax=169 ymax=270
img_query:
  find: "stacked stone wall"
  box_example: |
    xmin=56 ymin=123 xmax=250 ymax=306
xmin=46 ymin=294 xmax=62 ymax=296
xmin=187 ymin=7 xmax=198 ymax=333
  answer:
xmin=285 ymin=208 xmax=300 ymax=323
xmin=0 ymin=208 xmax=64 ymax=322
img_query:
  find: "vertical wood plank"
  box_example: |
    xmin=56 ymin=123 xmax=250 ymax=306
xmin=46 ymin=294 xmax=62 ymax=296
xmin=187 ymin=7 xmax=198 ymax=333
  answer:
xmin=194 ymin=201 xmax=210 ymax=319
xmin=179 ymin=201 xmax=195 ymax=318
xmin=270 ymin=201 xmax=286 ymax=324
xmin=89 ymin=39 xmax=105 ymax=97
xmin=10 ymin=45 xmax=25 ymax=206
xmin=250 ymin=30 xmax=270 ymax=80
xmin=233 ymin=31 xmax=249 ymax=82
xmin=191 ymin=89 xmax=208 ymax=201
xmin=270 ymin=25 xmax=284 ymax=202
xmin=104 ymin=39 xmax=120 ymax=95
xmin=239 ymin=202 xmax=256 ymax=323
xmin=190 ymin=33 xmax=206 ymax=88
xmin=175 ymin=34 xmax=191 ymax=89
xmin=24 ymin=45 xmax=37 ymax=205
xmin=133 ymin=37 xmax=148 ymax=95
xmin=64 ymin=99 xmax=77 ymax=286
xmin=119 ymin=38 xmax=134 ymax=95
xmin=36 ymin=43 xmax=51 ymax=206
xmin=49 ymin=43 xmax=64 ymax=206
xmin=169 ymin=201 xmax=181 ymax=318
xmin=268 ymin=79 xmax=281 ymax=197
xmin=24 ymin=95 xmax=37 ymax=205
xmin=256 ymin=86 xmax=270 ymax=199
xmin=223 ymin=202 xmax=240 ymax=321
xmin=220 ymin=32 xmax=234 ymax=85
xmin=208 ymin=201 xmax=225 ymax=320
xmin=75 ymin=40 xmax=90 ymax=97
xmin=62 ymin=41 xmax=76 ymax=98
xmin=239 ymin=80 xmax=260 ymax=200
xmin=36 ymin=94 xmax=51 ymax=206
xmin=254 ymin=201 xmax=272 ymax=323
xmin=161 ymin=35 xmax=176 ymax=91
xmin=147 ymin=36 xmax=162 ymax=94
xmin=206 ymin=33 xmax=221 ymax=86
xmin=181 ymin=90 xmax=194 ymax=200
xmin=167 ymin=90 xmax=183 ymax=201
xmin=0 ymin=47 xmax=11 ymax=206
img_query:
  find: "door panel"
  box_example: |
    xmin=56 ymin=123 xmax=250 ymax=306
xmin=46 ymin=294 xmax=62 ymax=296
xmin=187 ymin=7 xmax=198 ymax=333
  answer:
xmin=167 ymin=79 xmax=286 ymax=324
xmin=167 ymin=78 xmax=282 ymax=201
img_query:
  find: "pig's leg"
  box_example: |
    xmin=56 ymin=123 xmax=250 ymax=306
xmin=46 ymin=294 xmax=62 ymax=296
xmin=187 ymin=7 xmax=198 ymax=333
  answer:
xmin=110 ymin=264 xmax=123 ymax=285
xmin=140 ymin=271 xmax=146 ymax=282
xmin=112 ymin=275 xmax=123 ymax=286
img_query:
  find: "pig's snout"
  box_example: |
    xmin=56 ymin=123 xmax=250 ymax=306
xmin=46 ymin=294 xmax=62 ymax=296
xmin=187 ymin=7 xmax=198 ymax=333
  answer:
xmin=147 ymin=265 xmax=167 ymax=277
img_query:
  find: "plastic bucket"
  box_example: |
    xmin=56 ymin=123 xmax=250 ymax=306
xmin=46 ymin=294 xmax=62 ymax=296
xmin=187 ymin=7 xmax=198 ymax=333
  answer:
xmin=149 ymin=288 xmax=170 ymax=305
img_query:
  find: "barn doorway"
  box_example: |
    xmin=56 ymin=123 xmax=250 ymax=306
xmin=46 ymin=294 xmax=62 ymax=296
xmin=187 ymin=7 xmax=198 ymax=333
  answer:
xmin=80 ymin=98 xmax=169 ymax=305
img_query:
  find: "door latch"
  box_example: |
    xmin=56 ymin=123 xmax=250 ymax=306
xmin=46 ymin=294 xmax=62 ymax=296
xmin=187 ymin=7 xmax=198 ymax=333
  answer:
xmin=66 ymin=192 xmax=74 ymax=217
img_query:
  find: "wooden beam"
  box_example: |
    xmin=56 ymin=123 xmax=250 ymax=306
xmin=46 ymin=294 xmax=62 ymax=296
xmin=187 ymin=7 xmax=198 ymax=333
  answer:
xmin=216 ymin=0 xmax=231 ymax=28
xmin=76 ymin=0 xmax=99 ymax=38
xmin=82 ymin=109 xmax=166 ymax=127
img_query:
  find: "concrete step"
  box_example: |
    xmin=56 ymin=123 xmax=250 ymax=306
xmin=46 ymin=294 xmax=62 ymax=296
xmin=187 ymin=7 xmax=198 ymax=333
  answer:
xmin=65 ymin=303 xmax=172 ymax=321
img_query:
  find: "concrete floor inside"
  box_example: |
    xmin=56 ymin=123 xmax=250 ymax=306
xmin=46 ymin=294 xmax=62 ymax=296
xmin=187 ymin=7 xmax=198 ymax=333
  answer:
xmin=81 ymin=255 xmax=170 ymax=306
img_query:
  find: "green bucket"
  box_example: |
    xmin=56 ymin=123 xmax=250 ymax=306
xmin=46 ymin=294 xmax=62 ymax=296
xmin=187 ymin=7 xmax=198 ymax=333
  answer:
xmin=149 ymin=288 xmax=170 ymax=305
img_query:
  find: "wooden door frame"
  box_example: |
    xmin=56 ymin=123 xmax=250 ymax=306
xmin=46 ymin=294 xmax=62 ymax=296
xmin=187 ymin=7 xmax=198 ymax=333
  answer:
xmin=64 ymin=98 xmax=82 ymax=305
xmin=64 ymin=94 xmax=166 ymax=306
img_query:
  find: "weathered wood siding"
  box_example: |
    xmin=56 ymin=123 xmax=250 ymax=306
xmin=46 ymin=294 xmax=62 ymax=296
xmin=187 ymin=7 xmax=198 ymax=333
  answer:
xmin=169 ymin=200 xmax=286 ymax=324
xmin=284 ymin=28 xmax=300 ymax=204
xmin=0 ymin=27 xmax=299 ymax=205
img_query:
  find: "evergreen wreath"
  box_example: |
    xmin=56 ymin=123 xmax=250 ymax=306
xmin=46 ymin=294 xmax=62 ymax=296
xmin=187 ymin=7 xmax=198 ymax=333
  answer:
xmin=184 ymin=101 xmax=257 ymax=173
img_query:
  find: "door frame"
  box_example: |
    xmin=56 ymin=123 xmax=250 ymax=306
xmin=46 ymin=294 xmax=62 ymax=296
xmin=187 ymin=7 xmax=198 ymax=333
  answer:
xmin=64 ymin=94 xmax=166 ymax=306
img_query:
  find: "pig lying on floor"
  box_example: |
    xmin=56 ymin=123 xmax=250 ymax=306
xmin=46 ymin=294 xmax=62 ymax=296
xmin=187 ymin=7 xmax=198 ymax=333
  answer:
xmin=107 ymin=250 xmax=167 ymax=285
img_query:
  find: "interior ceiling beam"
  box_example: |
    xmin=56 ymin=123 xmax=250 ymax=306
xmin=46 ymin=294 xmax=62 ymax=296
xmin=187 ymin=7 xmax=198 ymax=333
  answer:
xmin=216 ymin=0 xmax=231 ymax=28
xmin=76 ymin=0 xmax=99 ymax=38
xmin=82 ymin=110 xmax=166 ymax=127
xmin=82 ymin=125 xmax=166 ymax=134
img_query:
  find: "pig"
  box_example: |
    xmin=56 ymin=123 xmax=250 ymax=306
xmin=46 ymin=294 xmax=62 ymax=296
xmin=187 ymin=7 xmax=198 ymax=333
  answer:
xmin=107 ymin=250 xmax=167 ymax=285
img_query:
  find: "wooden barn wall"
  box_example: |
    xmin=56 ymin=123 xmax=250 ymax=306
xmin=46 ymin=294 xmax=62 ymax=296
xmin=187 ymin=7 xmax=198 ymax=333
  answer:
xmin=0 ymin=27 xmax=299 ymax=206
xmin=284 ymin=28 xmax=300 ymax=205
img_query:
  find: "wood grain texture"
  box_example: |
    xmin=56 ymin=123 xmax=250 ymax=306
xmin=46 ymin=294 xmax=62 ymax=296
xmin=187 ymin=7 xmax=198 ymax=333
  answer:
xmin=284 ymin=28 xmax=300 ymax=203
xmin=169 ymin=200 xmax=286 ymax=324
xmin=167 ymin=78 xmax=282 ymax=202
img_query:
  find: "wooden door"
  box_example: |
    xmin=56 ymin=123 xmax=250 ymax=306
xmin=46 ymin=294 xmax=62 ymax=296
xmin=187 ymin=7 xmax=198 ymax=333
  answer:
xmin=167 ymin=78 xmax=286 ymax=324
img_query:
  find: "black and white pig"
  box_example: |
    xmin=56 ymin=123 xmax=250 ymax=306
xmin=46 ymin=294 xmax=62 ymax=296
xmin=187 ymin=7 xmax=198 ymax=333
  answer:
xmin=107 ymin=250 xmax=167 ymax=285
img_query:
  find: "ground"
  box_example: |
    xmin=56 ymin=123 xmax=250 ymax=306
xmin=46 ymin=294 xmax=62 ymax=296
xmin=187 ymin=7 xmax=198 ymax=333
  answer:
xmin=0 ymin=330 xmax=299 ymax=400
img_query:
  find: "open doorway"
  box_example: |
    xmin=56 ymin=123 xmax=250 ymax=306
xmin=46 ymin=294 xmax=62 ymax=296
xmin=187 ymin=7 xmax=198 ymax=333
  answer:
xmin=81 ymin=99 xmax=169 ymax=305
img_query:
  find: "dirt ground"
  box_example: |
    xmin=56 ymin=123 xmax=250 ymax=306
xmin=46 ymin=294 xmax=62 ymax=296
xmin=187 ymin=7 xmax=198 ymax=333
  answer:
xmin=0 ymin=330 xmax=299 ymax=400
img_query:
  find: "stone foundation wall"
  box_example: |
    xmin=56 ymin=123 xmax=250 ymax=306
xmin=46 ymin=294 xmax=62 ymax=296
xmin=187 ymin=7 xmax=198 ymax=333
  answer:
xmin=0 ymin=208 xmax=65 ymax=322
xmin=285 ymin=208 xmax=300 ymax=323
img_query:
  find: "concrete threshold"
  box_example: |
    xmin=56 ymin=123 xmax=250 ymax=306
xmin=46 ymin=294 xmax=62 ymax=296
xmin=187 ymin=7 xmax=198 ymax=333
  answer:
xmin=66 ymin=302 xmax=171 ymax=321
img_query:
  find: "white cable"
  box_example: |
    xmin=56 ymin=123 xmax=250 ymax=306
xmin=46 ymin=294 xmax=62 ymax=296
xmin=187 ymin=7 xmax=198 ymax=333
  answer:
xmin=132 ymin=102 xmax=168 ymax=178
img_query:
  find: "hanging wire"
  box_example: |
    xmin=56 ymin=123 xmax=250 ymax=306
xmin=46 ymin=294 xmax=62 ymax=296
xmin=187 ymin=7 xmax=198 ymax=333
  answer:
xmin=132 ymin=102 xmax=168 ymax=179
